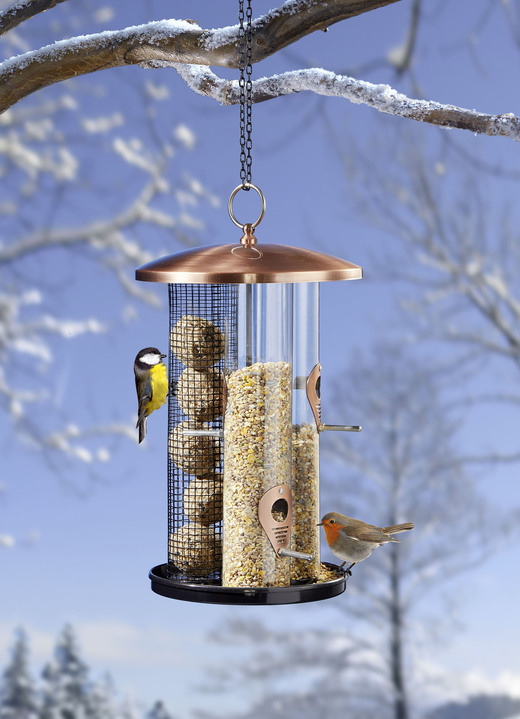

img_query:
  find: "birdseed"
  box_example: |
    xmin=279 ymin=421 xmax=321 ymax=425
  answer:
xmin=317 ymin=563 xmax=344 ymax=583
xmin=291 ymin=422 xmax=321 ymax=581
xmin=223 ymin=361 xmax=292 ymax=587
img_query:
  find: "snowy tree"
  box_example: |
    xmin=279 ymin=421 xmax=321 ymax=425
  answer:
xmin=40 ymin=625 xmax=95 ymax=719
xmin=118 ymin=699 xmax=142 ymax=719
xmin=88 ymin=674 xmax=119 ymax=719
xmin=0 ymin=629 xmax=39 ymax=719
xmin=145 ymin=701 xmax=175 ymax=719
xmin=0 ymin=626 xmax=177 ymax=719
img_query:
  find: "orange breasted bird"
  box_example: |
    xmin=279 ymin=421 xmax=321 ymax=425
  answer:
xmin=318 ymin=512 xmax=414 ymax=575
xmin=134 ymin=347 xmax=168 ymax=443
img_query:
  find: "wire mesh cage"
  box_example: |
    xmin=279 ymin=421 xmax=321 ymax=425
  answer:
xmin=167 ymin=283 xmax=238 ymax=585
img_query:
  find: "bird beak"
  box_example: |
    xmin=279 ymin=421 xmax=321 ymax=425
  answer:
xmin=160 ymin=354 xmax=167 ymax=359
xmin=316 ymin=522 xmax=323 ymax=526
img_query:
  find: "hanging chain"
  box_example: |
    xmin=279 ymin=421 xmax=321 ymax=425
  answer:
xmin=238 ymin=0 xmax=253 ymax=188
xmin=229 ymin=0 xmax=265 ymax=235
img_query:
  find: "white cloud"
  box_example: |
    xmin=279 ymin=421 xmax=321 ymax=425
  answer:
xmin=449 ymin=668 xmax=520 ymax=700
xmin=0 ymin=625 xmax=54 ymax=663
xmin=77 ymin=621 xmax=206 ymax=667
xmin=416 ymin=657 xmax=520 ymax=707
xmin=0 ymin=621 xmax=205 ymax=670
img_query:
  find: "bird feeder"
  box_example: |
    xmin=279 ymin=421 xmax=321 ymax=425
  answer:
xmin=136 ymin=184 xmax=363 ymax=605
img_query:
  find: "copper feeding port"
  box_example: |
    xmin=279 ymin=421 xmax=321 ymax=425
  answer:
xmin=256 ymin=486 xmax=313 ymax=563
xmin=305 ymin=364 xmax=361 ymax=433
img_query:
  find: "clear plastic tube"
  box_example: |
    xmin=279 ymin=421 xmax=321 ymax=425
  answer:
xmin=223 ymin=284 xmax=293 ymax=587
xmin=291 ymin=283 xmax=321 ymax=581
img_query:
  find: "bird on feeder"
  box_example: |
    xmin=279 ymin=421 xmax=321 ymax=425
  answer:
xmin=134 ymin=347 xmax=168 ymax=443
xmin=318 ymin=512 xmax=414 ymax=575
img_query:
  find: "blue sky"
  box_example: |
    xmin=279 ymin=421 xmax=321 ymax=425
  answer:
xmin=2 ymin=1 xmax=520 ymax=716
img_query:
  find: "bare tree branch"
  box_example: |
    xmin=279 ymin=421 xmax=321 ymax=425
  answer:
xmin=0 ymin=0 xmax=69 ymax=37
xmin=387 ymin=0 xmax=422 ymax=75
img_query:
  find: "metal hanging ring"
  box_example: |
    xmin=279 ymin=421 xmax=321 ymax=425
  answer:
xmin=228 ymin=183 xmax=266 ymax=230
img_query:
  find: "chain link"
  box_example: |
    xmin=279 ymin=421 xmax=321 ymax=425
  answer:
xmin=238 ymin=0 xmax=253 ymax=188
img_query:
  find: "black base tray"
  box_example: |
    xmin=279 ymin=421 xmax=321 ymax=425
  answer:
xmin=149 ymin=563 xmax=347 ymax=605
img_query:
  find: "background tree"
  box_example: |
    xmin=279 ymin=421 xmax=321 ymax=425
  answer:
xmin=88 ymin=674 xmax=119 ymax=719
xmin=0 ymin=2 xmax=219 ymax=546
xmin=40 ymin=624 xmax=94 ymax=719
xmin=343 ymin=130 xmax=520 ymax=464
xmin=145 ymin=701 xmax=176 ymax=719
xmin=0 ymin=627 xmax=178 ymax=719
xmin=202 ymin=342 xmax=515 ymax=719
xmin=0 ymin=629 xmax=39 ymax=719
xmin=1 ymin=1 xmax=517 ymax=497
xmin=0 ymin=65 xmax=216 ymax=462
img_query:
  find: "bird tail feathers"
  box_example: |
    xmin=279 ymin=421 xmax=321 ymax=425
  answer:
xmin=138 ymin=417 xmax=147 ymax=444
xmin=384 ymin=522 xmax=414 ymax=535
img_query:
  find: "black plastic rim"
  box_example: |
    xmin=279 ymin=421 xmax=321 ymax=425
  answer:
xmin=149 ymin=563 xmax=347 ymax=605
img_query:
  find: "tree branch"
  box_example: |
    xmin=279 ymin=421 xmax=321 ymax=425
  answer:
xmin=173 ymin=65 xmax=520 ymax=142
xmin=0 ymin=0 xmax=69 ymax=37
xmin=0 ymin=173 xmax=163 ymax=265
xmin=0 ymin=0 xmax=399 ymax=113
xmin=1 ymin=0 xmax=519 ymax=143
xmin=387 ymin=0 xmax=421 ymax=75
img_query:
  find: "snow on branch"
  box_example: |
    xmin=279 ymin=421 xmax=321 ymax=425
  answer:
xmin=0 ymin=172 xmax=164 ymax=266
xmin=0 ymin=0 xmax=396 ymax=113
xmin=0 ymin=0 xmax=519 ymax=141
xmin=44 ymin=422 xmax=136 ymax=463
xmin=0 ymin=0 xmax=70 ymax=37
xmin=172 ymin=65 xmax=520 ymax=142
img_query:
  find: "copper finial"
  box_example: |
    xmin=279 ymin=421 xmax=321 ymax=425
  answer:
xmin=240 ymin=223 xmax=257 ymax=247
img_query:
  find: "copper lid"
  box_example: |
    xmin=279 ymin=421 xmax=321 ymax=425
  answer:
xmin=136 ymin=243 xmax=362 ymax=285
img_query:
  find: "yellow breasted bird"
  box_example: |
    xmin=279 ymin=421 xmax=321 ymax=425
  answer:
xmin=318 ymin=512 xmax=414 ymax=575
xmin=134 ymin=347 xmax=168 ymax=443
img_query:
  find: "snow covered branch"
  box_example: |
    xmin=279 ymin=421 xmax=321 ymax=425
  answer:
xmin=43 ymin=422 xmax=136 ymax=464
xmin=0 ymin=0 xmax=399 ymax=114
xmin=0 ymin=0 xmax=69 ymax=36
xmin=173 ymin=65 xmax=520 ymax=142
xmin=0 ymin=171 xmax=165 ymax=267
xmin=0 ymin=0 xmax=518 ymax=142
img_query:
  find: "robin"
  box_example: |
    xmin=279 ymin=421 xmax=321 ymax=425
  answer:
xmin=318 ymin=512 xmax=414 ymax=575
